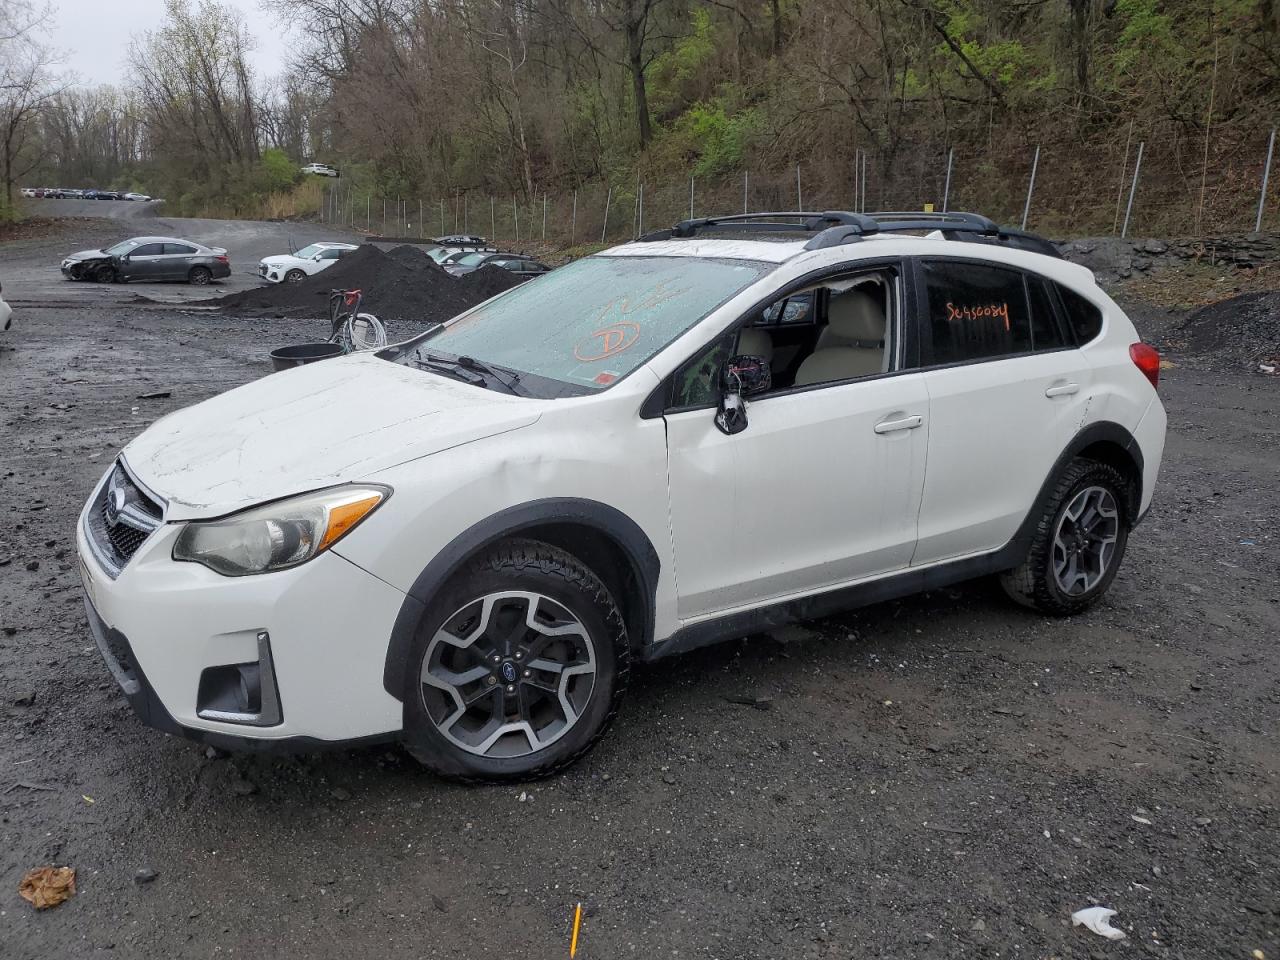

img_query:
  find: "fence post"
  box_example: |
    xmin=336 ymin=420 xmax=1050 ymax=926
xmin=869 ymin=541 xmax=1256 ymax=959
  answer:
xmin=382 ymin=199 xmax=386 ymax=234
xmin=1122 ymin=141 xmax=1145 ymax=239
xmin=1257 ymin=128 xmax=1276 ymax=233
xmin=1021 ymin=144 xmax=1040 ymax=230
xmin=689 ymin=176 xmax=695 ymax=219
xmin=861 ymin=153 xmax=869 ymax=213
xmin=638 ymin=183 xmax=644 ymax=236
xmin=796 ymin=164 xmax=802 ymax=210
xmin=542 ymin=194 xmax=547 ymax=241
xmin=513 ymin=197 xmax=519 ymax=245
xmin=601 ymin=186 xmax=612 ymax=242
xmin=1113 ymin=120 xmax=1135 ymax=235
xmin=571 ymin=189 xmax=577 ymax=245
xmin=853 ymin=149 xmax=861 ymax=210
xmin=490 ymin=196 xmax=495 ymax=240
xmin=743 ymin=170 xmax=748 ymax=213
xmin=942 ymin=147 xmax=954 ymax=212
xmin=366 ymin=194 xmax=370 ymax=231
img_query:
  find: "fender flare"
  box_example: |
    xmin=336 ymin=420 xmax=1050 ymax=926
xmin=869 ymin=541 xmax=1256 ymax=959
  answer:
xmin=997 ymin=419 xmax=1144 ymax=567
xmin=381 ymin=498 xmax=661 ymax=700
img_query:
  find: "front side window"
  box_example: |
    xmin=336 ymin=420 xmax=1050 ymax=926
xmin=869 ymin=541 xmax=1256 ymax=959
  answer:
xmin=921 ymin=260 xmax=1032 ymax=364
xmin=130 ymin=243 xmax=165 ymax=256
xmin=389 ymin=255 xmax=771 ymax=394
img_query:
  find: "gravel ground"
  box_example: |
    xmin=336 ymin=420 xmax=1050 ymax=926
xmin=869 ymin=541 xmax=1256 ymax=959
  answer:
xmin=1 ymin=220 xmax=1278 ymax=959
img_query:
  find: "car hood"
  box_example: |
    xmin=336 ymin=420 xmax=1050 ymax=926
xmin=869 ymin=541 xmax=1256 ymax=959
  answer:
xmin=259 ymin=255 xmax=301 ymax=267
xmin=121 ymin=352 xmax=542 ymax=521
xmin=64 ymin=248 xmax=108 ymax=262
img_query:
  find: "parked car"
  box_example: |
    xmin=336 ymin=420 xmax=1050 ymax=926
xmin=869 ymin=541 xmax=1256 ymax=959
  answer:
xmin=75 ymin=209 xmax=1167 ymax=782
xmin=0 ymin=279 xmax=11 ymax=333
xmin=301 ymin=162 xmax=339 ymax=177
xmin=257 ymin=241 xmax=359 ymax=284
xmin=62 ymin=188 xmax=85 ymax=199
xmin=443 ymin=251 xmax=551 ymax=279
xmin=123 ymin=192 xmax=152 ymax=202
xmin=20 ymin=187 xmax=36 ymax=198
xmin=61 ymin=236 xmax=231 ymax=284
xmin=97 ymin=191 xmax=124 ymax=200
xmin=426 ymin=237 xmax=495 ymax=264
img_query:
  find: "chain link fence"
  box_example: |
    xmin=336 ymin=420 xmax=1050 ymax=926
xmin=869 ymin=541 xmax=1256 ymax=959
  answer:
xmin=319 ymin=123 xmax=1278 ymax=249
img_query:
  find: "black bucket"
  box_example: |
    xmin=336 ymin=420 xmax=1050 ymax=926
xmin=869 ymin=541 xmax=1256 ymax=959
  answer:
xmin=269 ymin=342 xmax=343 ymax=372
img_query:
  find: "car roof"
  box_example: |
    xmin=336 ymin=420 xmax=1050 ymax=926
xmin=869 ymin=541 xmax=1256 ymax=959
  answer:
xmin=597 ymin=229 xmax=1097 ymax=287
xmin=124 ymin=236 xmax=198 ymax=245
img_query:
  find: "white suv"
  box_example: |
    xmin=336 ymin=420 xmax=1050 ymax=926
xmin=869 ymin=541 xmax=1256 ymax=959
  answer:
xmin=76 ymin=211 xmax=1167 ymax=781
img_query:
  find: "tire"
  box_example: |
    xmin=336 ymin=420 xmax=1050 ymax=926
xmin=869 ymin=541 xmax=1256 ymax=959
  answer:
xmin=92 ymin=264 xmax=116 ymax=284
xmin=401 ymin=539 xmax=629 ymax=782
xmin=188 ymin=266 xmax=212 ymax=285
xmin=999 ymin=458 xmax=1131 ymax=616
xmin=283 ymin=269 xmax=306 ymax=283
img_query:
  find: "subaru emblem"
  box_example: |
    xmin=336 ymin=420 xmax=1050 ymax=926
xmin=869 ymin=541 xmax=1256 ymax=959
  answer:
xmin=106 ymin=486 xmax=126 ymax=525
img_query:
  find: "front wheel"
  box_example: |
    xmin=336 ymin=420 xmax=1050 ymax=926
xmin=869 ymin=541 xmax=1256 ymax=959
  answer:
xmin=92 ymin=264 xmax=116 ymax=283
xmin=188 ymin=266 xmax=212 ymax=285
xmin=401 ymin=539 xmax=628 ymax=782
xmin=284 ymin=269 xmax=306 ymax=283
xmin=1000 ymin=459 xmax=1130 ymax=615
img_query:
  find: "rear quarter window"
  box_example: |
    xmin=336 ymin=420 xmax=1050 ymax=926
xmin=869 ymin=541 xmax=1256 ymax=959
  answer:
xmin=1055 ymin=283 xmax=1104 ymax=343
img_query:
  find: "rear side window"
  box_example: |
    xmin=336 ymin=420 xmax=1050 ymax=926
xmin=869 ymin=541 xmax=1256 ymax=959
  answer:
xmin=1055 ymin=283 xmax=1104 ymax=343
xmin=1027 ymin=276 xmax=1069 ymax=351
xmin=921 ymin=260 xmax=1031 ymax=364
xmin=163 ymin=243 xmax=196 ymax=255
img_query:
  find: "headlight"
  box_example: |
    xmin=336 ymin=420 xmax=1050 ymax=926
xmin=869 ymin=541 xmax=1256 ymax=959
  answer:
xmin=172 ymin=485 xmax=389 ymax=576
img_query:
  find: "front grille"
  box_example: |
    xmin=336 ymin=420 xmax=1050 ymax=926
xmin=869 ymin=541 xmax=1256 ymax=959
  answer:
xmin=83 ymin=462 xmax=165 ymax=578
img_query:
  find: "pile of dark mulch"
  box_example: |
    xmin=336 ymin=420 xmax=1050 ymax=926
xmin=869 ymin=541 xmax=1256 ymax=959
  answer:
xmin=1165 ymin=291 xmax=1280 ymax=373
xmin=212 ymin=244 xmax=521 ymax=324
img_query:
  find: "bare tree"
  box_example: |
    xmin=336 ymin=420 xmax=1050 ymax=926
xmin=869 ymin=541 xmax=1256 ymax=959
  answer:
xmin=0 ymin=0 xmax=60 ymax=211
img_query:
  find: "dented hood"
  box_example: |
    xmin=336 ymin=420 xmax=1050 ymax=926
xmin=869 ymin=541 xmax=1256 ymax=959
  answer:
xmin=122 ymin=352 xmax=541 ymax=520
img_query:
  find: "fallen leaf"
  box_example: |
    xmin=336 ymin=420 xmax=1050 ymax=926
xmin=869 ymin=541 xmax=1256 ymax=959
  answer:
xmin=82 ymin=795 xmax=95 ymax=804
xmin=19 ymin=866 xmax=76 ymax=909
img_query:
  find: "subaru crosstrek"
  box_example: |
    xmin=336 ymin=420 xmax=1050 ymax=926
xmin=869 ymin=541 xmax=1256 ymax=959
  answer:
xmin=77 ymin=211 xmax=1167 ymax=781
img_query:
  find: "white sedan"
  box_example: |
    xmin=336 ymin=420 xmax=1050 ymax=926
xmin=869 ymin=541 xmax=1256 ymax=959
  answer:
xmin=258 ymin=242 xmax=359 ymax=284
xmin=0 ymin=279 xmax=11 ymax=332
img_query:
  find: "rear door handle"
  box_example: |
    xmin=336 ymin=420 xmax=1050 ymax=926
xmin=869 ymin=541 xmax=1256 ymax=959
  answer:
xmin=874 ymin=414 xmax=923 ymax=434
xmin=1045 ymin=382 xmax=1079 ymax=398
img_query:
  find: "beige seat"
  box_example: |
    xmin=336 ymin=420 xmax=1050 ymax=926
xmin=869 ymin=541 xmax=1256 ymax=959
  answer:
xmin=736 ymin=327 xmax=774 ymax=362
xmin=794 ymin=290 xmax=885 ymax=386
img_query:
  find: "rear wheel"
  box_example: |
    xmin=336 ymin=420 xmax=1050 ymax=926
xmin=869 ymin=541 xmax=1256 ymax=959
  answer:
xmin=188 ymin=266 xmax=212 ymax=285
xmin=284 ymin=269 xmax=306 ymax=283
xmin=1000 ymin=459 xmax=1130 ymax=615
xmin=401 ymin=539 xmax=628 ymax=782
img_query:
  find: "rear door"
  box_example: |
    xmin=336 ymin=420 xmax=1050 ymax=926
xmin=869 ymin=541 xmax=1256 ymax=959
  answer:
xmin=910 ymin=257 xmax=1091 ymax=565
xmin=160 ymin=242 xmax=198 ymax=279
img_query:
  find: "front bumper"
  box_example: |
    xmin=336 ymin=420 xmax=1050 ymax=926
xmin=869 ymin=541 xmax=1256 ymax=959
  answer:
xmin=76 ymin=475 xmax=406 ymax=748
xmin=259 ymin=263 xmax=282 ymax=283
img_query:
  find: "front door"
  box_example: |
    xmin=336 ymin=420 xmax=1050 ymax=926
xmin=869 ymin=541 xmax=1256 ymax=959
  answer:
xmin=663 ymin=265 xmax=928 ymax=621
xmin=122 ymin=242 xmax=165 ymax=280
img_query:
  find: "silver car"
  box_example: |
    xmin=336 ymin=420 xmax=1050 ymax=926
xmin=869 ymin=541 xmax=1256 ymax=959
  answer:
xmin=61 ymin=236 xmax=231 ymax=285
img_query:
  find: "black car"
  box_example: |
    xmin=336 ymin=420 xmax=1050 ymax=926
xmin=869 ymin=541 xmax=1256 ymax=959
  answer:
xmin=61 ymin=236 xmax=232 ymax=284
xmin=442 ymin=251 xmax=551 ymax=279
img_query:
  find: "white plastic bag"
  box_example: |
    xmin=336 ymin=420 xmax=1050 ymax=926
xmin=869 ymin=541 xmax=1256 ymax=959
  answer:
xmin=1072 ymin=906 xmax=1127 ymax=941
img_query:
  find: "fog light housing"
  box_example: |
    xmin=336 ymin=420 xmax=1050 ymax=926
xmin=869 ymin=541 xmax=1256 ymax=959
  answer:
xmin=196 ymin=631 xmax=282 ymax=726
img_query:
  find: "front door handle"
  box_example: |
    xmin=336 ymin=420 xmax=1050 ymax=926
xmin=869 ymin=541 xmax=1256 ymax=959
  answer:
xmin=874 ymin=414 xmax=923 ymax=434
xmin=1045 ymin=382 xmax=1079 ymax=398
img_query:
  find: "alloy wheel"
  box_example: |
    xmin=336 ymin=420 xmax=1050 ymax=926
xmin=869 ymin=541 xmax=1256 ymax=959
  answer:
xmin=419 ymin=591 xmax=597 ymax=758
xmin=1051 ymin=485 xmax=1120 ymax=596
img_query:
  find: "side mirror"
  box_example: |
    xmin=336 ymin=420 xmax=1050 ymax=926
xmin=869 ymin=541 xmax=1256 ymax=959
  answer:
xmin=715 ymin=355 xmax=771 ymax=436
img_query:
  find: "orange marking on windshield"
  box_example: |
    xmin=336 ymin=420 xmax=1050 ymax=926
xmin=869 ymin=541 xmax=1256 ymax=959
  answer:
xmin=574 ymin=322 xmax=640 ymax=361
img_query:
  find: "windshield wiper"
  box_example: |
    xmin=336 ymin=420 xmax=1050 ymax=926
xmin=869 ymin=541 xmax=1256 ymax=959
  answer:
xmin=455 ymin=355 xmax=526 ymax=396
xmin=411 ymin=351 xmax=526 ymax=396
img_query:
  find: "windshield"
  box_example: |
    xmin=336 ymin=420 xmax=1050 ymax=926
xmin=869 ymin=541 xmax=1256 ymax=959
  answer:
xmin=293 ymin=243 xmax=324 ymax=258
xmin=391 ymin=255 xmax=771 ymax=393
xmin=450 ymin=251 xmax=488 ymax=267
xmin=104 ymin=239 xmax=142 ymax=256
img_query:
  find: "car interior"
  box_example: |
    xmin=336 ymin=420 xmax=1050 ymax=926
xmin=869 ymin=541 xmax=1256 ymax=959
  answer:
xmin=737 ymin=272 xmax=893 ymax=391
xmin=669 ymin=270 xmax=896 ymax=409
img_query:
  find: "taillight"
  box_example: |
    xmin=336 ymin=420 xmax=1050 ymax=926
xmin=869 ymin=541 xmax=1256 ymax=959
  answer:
xmin=216 ymin=255 xmax=229 ymax=263
xmin=1130 ymin=342 xmax=1160 ymax=389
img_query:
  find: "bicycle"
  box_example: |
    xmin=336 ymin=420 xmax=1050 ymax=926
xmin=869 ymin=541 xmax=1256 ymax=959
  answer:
xmin=327 ymin=288 xmax=388 ymax=352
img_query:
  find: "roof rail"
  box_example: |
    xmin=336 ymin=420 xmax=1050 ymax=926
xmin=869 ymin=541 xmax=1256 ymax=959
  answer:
xmin=635 ymin=208 xmax=1062 ymax=258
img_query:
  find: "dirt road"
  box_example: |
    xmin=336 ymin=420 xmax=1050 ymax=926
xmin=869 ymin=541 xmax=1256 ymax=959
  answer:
xmin=1 ymin=222 xmax=1277 ymax=959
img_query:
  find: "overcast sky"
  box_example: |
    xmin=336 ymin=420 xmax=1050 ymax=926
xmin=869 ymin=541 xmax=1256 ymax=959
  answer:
xmin=47 ymin=0 xmax=295 ymax=86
